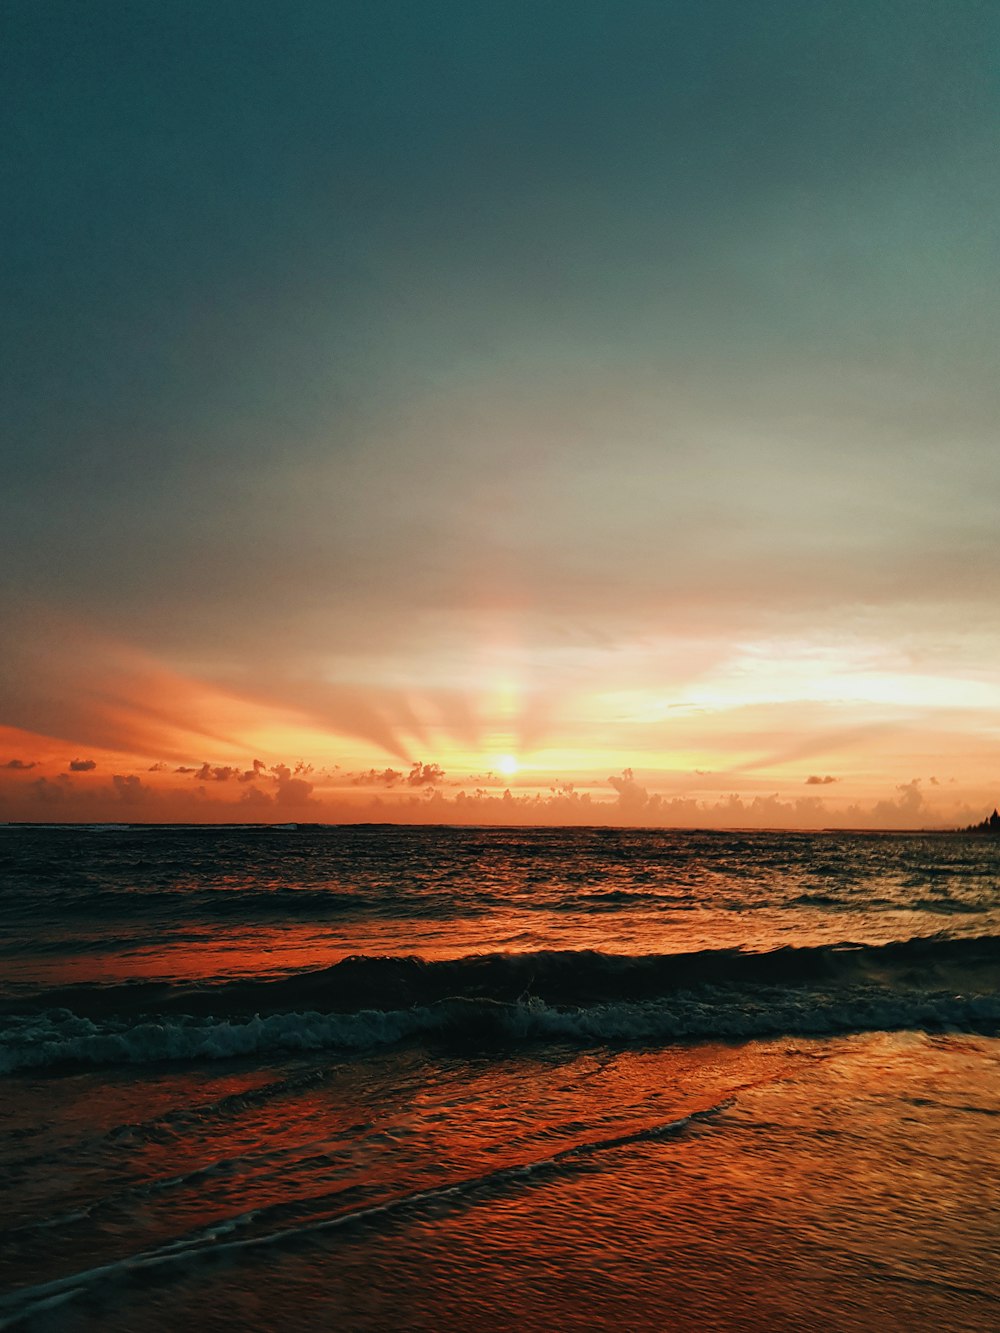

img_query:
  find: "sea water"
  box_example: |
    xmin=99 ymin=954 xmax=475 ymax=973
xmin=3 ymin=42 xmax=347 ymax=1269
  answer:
xmin=1 ymin=825 xmax=997 ymax=1330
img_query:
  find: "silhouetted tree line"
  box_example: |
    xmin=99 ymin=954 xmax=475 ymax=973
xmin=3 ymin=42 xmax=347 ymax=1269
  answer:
xmin=963 ymin=808 xmax=1000 ymax=834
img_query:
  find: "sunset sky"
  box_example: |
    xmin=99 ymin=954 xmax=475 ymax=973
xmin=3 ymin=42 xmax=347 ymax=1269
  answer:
xmin=2 ymin=2 xmax=998 ymax=827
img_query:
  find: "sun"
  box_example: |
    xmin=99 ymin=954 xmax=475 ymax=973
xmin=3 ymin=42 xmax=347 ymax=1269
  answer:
xmin=495 ymin=754 xmax=519 ymax=777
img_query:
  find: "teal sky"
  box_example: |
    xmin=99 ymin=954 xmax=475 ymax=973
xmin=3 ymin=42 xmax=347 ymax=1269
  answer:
xmin=2 ymin=2 xmax=999 ymax=824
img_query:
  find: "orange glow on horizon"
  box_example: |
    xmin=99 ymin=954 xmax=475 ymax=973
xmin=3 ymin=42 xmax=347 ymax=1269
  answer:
xmin=2 ymin=616 xmax=999 ymax=830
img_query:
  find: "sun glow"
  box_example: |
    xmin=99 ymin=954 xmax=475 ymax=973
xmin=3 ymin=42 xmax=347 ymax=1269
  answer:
xmin=495 ymin=754 xmax=519 ymax=777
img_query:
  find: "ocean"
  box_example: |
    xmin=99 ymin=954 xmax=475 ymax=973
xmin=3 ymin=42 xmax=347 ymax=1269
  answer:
xmin=1 ymin=824 xmax=998 ymax=1331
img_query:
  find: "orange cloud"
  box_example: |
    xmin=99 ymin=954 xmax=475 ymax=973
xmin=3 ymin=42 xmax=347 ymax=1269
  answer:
xmin=0 ymin=754 xmax=994 ymax=830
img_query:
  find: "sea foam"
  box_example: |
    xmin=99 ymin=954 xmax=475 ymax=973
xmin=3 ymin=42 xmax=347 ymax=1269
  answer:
xmin=3 ymin=984 xmax=998 ymax=1073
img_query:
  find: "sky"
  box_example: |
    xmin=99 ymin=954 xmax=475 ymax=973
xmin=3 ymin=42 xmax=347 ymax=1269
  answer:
xmin=2 ymin=1 xmax=999 ymax=827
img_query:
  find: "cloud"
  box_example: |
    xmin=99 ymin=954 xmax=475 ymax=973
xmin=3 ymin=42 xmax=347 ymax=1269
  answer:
xmin=179 ymin=759 xmax=298 ymax=784
xmin=738 ymin=719 xmax=901 ymax=774
xmin=0 ymin=609 xmax=249 ymax=761
xmin=275 ymin=776 xmax=314 ymax=806
xmin=2 ymin=759 xmax=36 ymax=770
xmin=347 ymin=762 xmax=444 ymax=789
xmin=196 ymin=763 xmax=239 ymax=782
xmin=1 ymin=5 xmax=998 ymax=830
xmin=805 ymin=774 xmax=837 ymax=785
xmin=147 ymin=762 xmax=168 ymax=772
xmin=239 ymin=785 xmax=274 ymax=807
xmin=27 ymin=775 xmax=72 ymax=804
xmin=173 ymin=757 xmax=319 ymax=808
xmin=112 ymin=773 xmax=149 ymax=805
xmin=69 ymin=758 xmax=96 ymax=772
xmin=212 ymin=674 xmax=418 ymax=762
xmin=0 ymin=755 xmax=985 ymax=830
xmin=607 ymin=768 xmax=661 ymax=815
xmin=868 ymin=778 xmax=925 ymax=827
xmin=350 ymin=767 xmax=405 ymax=787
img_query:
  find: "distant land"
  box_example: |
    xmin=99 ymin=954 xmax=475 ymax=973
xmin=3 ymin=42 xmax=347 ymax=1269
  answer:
xmin=963 ymin=809 xmax=1000 ymax=835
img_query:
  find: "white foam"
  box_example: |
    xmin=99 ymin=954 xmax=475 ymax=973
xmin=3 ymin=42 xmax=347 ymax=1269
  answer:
xmin=2 ymin=988 xmax=998 ymax=1074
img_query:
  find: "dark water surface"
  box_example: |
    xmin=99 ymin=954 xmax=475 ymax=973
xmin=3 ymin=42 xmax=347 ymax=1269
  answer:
xmin=1 ymin=825 xmax=998 ymax=1330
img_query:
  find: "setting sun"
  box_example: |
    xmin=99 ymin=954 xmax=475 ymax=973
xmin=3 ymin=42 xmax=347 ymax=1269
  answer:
xmin=495 ymin=755 xmax=519 ymax=778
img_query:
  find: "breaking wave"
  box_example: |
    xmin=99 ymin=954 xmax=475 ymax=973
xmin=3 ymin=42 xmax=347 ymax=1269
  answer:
xmin=2 ymin=934 xmax=998 ymax=1072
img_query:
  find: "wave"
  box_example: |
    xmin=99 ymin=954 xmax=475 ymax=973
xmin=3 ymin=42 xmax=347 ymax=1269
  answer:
xmin=5 ymin=1067 xmax=332 ymax=1180
xmin=10 ymin=886 xmax=373 ymax=921
xmin=0 ymin=885 xmax=501 ymax=926
xmin=3 ymin=977 xmax=998 ymax=1076
xmin=0 ymin=1101 xmax=728 ymax=1328
xmin=2 ymin=935 xmax=997 ymax=1073
xmin=9 ymin=931 xmax=994 ymax=1018
xmin=909 ymin=898 xmax=987 ymax=916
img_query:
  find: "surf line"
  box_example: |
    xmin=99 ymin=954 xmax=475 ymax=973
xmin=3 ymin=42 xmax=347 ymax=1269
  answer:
xmin=0 ymin=1098 xmax=734 ymax=1329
